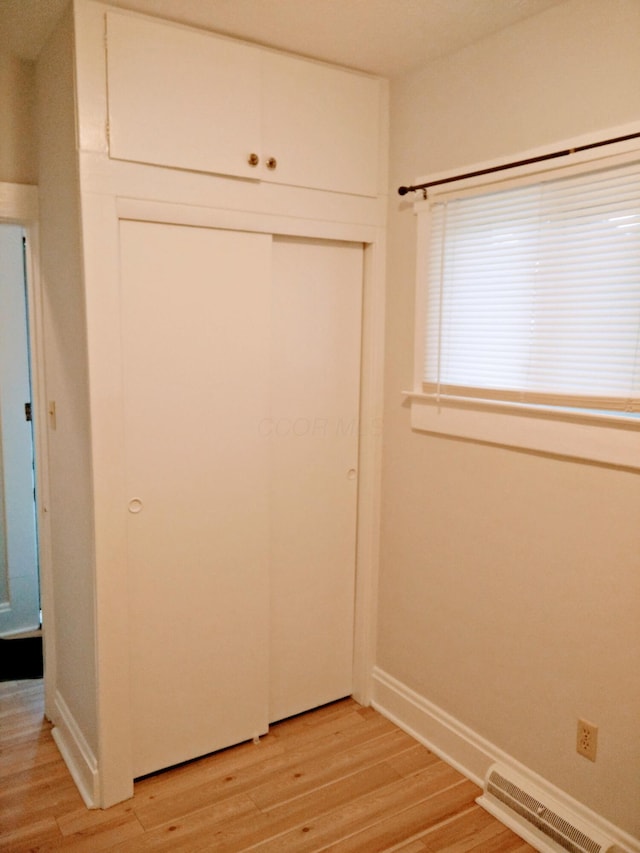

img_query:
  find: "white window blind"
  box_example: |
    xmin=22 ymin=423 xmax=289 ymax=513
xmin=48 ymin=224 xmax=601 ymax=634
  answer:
xmin=424 ymin=160 xmax=640 ymax=416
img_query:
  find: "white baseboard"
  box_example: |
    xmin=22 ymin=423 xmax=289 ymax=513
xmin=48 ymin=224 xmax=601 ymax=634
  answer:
xmin=51 ymin=689 xmax=99 ymax=809
xmin=371 ymin=667 xmax=639 ymax=853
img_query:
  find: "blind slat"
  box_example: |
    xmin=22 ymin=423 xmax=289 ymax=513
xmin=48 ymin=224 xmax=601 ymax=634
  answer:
xmin=425 ymin=159 xmax=640 ymax=410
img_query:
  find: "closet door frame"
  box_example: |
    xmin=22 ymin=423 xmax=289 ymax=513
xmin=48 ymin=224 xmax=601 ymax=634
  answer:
xmin=80 ymin=193 xmax=385 ymax=807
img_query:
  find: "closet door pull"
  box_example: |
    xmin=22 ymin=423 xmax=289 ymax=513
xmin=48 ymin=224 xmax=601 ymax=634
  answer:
xmin=266 ymin=156 xmax=277 ymax=170
xmin=128 ymin=498 xmax=143 ymax=514
xmin=248 ymin=153 xmax=260 ymax=166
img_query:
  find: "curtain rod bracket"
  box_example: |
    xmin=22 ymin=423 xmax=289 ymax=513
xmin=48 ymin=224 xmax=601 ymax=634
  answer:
xmin=398 ymin=185 xmax=428 ymax=198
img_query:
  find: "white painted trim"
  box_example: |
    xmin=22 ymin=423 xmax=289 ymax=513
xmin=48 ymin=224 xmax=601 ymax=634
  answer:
xmin=0 ymin=185 xmax=56 ymax=720
xmin=0 ymin=183 xmax=38 ymax=222
xmin=115 ymin=196 xmax=378 ymax=243
xmin=52 ymin=690 xmax=99 ymax=809
xmin=351 ymin=235 xmax=386 ymax=705
xmin=371 ymin=666 xmax=488 ymax=786
xmin=79 ymin=151 xmax=384 ymax=229
xmin=80 ymin=191 xmax=134 ymax=808
xmin=408 ymin=394 xmax=640 ymax=471
xmin=22 ymin=223 xmax=56 ymax=722
xmin=82 ymin=191 xmax=387 ymax=804
xmin=371 ymin=667 xmax=640 ymax=853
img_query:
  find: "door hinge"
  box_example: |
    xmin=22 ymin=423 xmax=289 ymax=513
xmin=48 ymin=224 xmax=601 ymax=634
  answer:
xmin=25 ymin=402 xmax=32 ymax=422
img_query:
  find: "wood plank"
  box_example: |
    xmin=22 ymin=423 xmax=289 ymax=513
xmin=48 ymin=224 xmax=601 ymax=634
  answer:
xmin=464 ymin=830 xmax=535 ymax=853
xmin=386 ymin=744 xmax=440 ymax=777
xmin=1 ymin=781 xmax=85 ymax=831
xmin=196 ymin=762 xmax=404 ymax=853
xmin=0 ymin=758 xmax=76 ymax=798
xmin=246 ymin=764 xmax=470 ymax=852
xmin=318 ymin=779 xmax=480 ymax=852
xmin=57 ymin=800 xmax=140 ymax=836
xmin=0 ymin=815 xmax=63 ymax=852
xmin=133 ymin=711 xmax=399 ymax=829
xmin=248 ymin=729 xmax=417 ymax=810
xmin=0 ymin=737 xmax=62 ymax=779
xmin=391 ymin=842 xmax=430 ymax=853
xmin=0 ymin=681 xmax=536 ymax=853
xmin=131 ymin=698 xmax=362 ymax=811
xmin=38 ymin=812 xmax=144 ymax=852
xmin=105 ymin=794 xmax=260 ymax=853
xmin=269 ymin=707 xmax=386 ymax=750
xmin=417 ymin=803 xmax=512 ymax=851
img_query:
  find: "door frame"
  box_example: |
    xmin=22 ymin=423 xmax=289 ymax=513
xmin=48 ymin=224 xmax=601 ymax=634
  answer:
xmin=80 ymin=192 xmax=386 ymax=806
xmin=0 ymin=182 xmax=55 ymax=717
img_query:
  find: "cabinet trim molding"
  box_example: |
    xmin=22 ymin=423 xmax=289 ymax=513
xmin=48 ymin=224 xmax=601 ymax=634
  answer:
xmin=116 ymin=196 xmax=378 ymax=243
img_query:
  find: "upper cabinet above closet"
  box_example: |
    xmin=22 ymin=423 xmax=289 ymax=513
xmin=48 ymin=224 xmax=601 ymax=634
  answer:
xmin=105 ymin=11 xmax=383 ymax=197
xmin=105 ymin=13 xmax=262 ymax=183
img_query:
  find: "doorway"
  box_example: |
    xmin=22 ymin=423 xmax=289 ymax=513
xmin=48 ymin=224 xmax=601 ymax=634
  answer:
xmin=0 ymin=224 xmax=40 ymax=639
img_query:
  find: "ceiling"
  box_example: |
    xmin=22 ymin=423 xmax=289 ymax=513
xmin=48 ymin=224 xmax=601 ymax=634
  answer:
xmin=1 ymin=0 xmax=565 ymax=77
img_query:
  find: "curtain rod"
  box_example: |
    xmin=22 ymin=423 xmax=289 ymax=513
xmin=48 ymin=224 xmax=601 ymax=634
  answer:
xmin=397 ymin=131 xmax=640 ymax=197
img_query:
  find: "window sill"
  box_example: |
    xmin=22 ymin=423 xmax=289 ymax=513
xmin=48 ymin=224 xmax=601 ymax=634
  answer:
xmin=405 ymin=392 xmax=640 ymax=470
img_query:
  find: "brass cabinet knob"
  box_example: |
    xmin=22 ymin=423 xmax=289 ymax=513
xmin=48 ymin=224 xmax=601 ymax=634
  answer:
xmin=266 ymin=156 xmax=277 ymax=170
xmin=248 ymin=152 xmax=260 ymax=167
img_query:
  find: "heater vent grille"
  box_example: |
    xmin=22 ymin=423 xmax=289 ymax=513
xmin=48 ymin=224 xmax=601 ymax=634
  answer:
xmin=481 ymin=766 xmax=615 ymax=853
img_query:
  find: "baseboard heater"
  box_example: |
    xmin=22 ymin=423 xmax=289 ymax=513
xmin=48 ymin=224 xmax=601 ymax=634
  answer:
xmin=476 ymin=764 xmax=616 ymax=853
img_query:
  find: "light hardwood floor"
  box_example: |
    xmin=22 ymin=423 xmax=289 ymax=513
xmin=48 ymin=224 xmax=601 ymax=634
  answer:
xmin=1 ymin=679 xmax=535 ymax=852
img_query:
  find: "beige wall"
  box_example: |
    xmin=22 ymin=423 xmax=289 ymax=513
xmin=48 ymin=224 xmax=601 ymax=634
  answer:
xmin=36 ymin=9 xmax=98 ymax=754
xmin=381 ymin=0 xmax=640 ymax=838
xmin=0 ymin=52 xmax=37 ymax=185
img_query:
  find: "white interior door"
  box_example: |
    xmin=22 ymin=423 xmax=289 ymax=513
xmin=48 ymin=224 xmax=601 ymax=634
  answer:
xmin=120 ymin=221 xmax=271 ymax=778
xmin=269 ymin=236 xmax=363 ymax=722
xmin=0 ymin=225 xmax=40 ymax=637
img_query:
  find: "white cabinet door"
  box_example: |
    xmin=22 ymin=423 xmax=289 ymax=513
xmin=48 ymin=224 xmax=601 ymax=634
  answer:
xmin=262 ymin=53 xmax=380 ymax=197
xmin=105 ymin=11 xmax=380 ymax=196
xmin=106 ymin=12 xmax=262 ymax=180
xmin=120 ymin=221 xmax=271 ymax=778
xmin=268 ymin=237 xmax=363 ymax=722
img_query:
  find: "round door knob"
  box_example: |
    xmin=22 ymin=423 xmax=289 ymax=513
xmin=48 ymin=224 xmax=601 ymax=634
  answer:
xmin=266 ymin=156 xmax=277 ymax=170
xmin=128 ymin=498 xmax=143 ymax=514
xmin=248 ymin=153 xmax=260 ymax=167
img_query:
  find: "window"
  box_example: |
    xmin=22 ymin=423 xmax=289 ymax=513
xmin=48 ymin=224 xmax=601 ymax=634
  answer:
xmin=409 ymin=128 xmax=640 ymax=468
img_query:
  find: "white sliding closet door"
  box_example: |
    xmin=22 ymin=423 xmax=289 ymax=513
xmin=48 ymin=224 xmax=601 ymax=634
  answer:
xmin=120 ymin=221 xmax=271 ymax=778
xmin=269 ymin=237 xmax=363 ymax=723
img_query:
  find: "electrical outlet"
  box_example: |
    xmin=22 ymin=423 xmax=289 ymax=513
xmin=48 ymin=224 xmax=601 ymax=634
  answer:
xmin=576 ymin=719 xmax=598 ymax=761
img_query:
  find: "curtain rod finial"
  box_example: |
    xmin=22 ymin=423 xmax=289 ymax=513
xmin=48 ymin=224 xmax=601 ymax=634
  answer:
xmin=398 ymin=186 xmax=412 ymax=196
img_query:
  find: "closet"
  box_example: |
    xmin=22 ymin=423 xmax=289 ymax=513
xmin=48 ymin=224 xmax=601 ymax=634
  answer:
xmin=120 ymin=221 xmax=362 ymax=777
xmin=38 ymin=0 xmax=386 ymax=802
